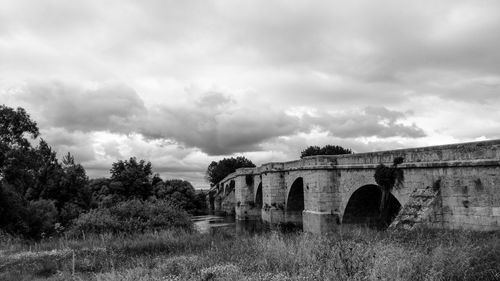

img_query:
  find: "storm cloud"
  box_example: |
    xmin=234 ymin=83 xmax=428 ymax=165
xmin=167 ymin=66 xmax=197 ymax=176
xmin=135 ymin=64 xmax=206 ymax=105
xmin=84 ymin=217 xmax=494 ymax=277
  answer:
xmin=11 ymin=81 xmax=427 ymax=156
xmin=1 ymin=0 xmax=500 ymax=187
xmin=304 ymin=107 xmax=426 ymax=139
xmin=17 ymin=81 xmax=146 ymax=133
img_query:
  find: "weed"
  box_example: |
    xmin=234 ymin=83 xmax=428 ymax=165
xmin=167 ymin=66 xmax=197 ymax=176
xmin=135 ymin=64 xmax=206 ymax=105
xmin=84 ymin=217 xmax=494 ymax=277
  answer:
xmin=1 ymin=226 xmax=499 ymax=280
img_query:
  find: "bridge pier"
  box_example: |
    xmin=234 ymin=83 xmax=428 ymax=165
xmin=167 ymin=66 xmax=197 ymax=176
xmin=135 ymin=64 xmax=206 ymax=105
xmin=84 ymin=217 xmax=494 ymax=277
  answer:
xmin=303 ymin=211 xmax=339 ymax=233
xmin=284 ymin=211 xmax=302 ymax=225
xmin=262 ymin=208 xmax=284 ymax=224
xmin=260 ymin=169 xmax=287 ymax=225
xmin=235 ymin=203 xmax=261 ymax=220
xmin=300 ymin=170 xmax=342 ymax=232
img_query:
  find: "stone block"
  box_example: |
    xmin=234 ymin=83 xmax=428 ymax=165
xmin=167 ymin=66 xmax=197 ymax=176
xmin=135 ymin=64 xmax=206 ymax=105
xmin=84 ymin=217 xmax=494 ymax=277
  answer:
xmin=492 ymin=207 xmax=500 ymax=217
xmin=469 ymin=207 xmax=492 ymax=216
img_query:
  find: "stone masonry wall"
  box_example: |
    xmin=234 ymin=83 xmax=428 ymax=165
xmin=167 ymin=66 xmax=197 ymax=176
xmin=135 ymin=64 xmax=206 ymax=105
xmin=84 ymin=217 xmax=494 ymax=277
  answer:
xmin=234 ymin=174 xmax=262 ymax=220
xmin=339 ymin=165 xmax=500 ymax=230
xmin=261 ymin=171 xmax=286 ymax=224
xmin=438 ymin=166 xmax=500 ymax=230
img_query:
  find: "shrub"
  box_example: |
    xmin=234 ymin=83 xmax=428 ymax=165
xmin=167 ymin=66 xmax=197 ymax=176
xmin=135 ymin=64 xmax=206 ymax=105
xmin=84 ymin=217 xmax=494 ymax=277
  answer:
xmin=69 ymin=199 xmax=192 ymax=236
xmin=153 ymin=179 xmax=207 ymax=215
xmin=0 ymin=185 xmax=59 ymax=240
xmin=0 ymin=183 xmax=30 ymax=236
xmin=245 ymin=174 xmax=254 ymax=185
xmin=69 ymin=208 xmax=117 ymax=235
xmin=26 ymin=199 xmax=58 ymax=239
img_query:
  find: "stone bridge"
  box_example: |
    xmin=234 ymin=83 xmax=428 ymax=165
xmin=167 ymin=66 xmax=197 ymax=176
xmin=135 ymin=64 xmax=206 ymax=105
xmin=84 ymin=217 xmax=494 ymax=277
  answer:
xmin=207 ymin=140 xmax=500 ymax=233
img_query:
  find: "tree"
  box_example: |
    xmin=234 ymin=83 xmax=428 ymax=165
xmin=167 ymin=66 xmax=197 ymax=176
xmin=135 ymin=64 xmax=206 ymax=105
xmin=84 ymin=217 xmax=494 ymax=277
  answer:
xmin=109 ymin=157 xmax=153 ymax=199
xmin=205 ymin=156 xmax=255 ymax=186
xmin=0 ymin=105 xmax=91 ymax=237
xmin=88 ymin=177 xmax=112 ymax=207
xmin=152 ymin=173 xmax=163 ymax=186
xmin=0 ymin=105 xmax=39 ymax=149
xmin=0 ymin=105 xmax=40 ymax=237
xmin=26 ymin=199 xmax=58 ymax=239
xmin=374 ymin=157 xmax=404 ymax=228
xmin=300 ymin=146 xmax=321 ymax=158
xmin=60 ymin=152 xmax=90 ymax=208
xmin=25 ymin=144 xmax=91 ymax=226
xmin=300 ymin=145 xmax=352 ymax=158
xmin=155 ymin=179 xmax=194 ymax=206
xmin=0 ymin=182 xmax=30 ymax=236
xmin=0 ymin=105 xmax=39 ymax=179
xmin=57 ymin=152 xmax=92 ymax=224
xmin=153 ymin=178 xmax=207 ymax=214
xmin=25 ymin=139 xmax=63 ymax=201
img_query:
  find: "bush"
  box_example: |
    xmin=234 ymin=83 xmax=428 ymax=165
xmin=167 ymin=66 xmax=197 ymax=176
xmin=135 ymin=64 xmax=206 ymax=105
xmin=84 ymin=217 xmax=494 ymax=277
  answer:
xmin=26 ymin=199 xmax=58 ymax=239
xmin=0 ymin=185 xmax=60 ymax=240
xmin=153 ymin=179 xmax=207 ymax=215
xmin=69 ymin=199 xmax=192 ymax=236
xmin=0 ymin=183 xmax=30 ymax=236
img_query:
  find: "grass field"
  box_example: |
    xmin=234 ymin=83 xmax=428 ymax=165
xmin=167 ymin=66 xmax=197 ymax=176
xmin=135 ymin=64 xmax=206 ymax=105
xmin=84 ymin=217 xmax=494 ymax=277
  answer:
xmin=1 ymin=226 xmax=499 ymax=281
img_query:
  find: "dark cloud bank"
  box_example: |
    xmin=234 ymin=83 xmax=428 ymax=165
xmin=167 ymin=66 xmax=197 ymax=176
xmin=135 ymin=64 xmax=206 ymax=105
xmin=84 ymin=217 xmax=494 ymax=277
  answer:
xmin=15 ymin=81 xmax=427 ymax=156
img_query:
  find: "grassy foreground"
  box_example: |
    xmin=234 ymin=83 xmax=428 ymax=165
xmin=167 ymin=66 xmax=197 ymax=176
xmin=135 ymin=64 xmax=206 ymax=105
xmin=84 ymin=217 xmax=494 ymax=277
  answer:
xmin=1 ymin=226 xmax=499 ymax=281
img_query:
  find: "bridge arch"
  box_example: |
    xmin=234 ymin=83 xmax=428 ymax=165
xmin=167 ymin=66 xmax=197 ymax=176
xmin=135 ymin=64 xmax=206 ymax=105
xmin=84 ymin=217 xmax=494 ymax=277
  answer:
xmin=255 ymin=182 xmax=263 ymax=209
xmin=342 ymin=184 xmax=401 ymax=229
xmin=286 ymin=177 xmax=304 ymax=212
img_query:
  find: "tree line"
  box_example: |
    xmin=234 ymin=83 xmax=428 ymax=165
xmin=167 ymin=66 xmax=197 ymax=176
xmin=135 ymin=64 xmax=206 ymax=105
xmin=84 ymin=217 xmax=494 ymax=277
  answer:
xmin=0 ymin=105 xmax=206 ymax=239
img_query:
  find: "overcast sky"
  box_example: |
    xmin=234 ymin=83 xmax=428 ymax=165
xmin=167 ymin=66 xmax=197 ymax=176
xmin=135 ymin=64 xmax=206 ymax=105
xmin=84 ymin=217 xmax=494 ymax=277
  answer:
xmin=2 ymin=0 xmax=500 ymax=188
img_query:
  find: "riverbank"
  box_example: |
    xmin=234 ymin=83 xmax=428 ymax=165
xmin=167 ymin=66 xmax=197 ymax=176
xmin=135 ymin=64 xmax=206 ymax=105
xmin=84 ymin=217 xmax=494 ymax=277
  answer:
xmin=1 ymin=226 xmax=499 ymax=281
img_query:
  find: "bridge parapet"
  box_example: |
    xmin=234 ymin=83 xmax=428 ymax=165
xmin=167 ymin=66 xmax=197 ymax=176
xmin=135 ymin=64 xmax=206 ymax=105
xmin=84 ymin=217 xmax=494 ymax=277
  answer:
xmin=335 ymin=139 xmax=500 ymax=166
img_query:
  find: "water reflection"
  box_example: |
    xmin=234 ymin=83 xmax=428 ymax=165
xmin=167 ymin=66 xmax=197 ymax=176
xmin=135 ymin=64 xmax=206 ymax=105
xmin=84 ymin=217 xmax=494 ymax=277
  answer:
xmin=192 ymin=215 xmax=300 ymax=234
xmin=192 ymin=215 xmax=236 ymax=234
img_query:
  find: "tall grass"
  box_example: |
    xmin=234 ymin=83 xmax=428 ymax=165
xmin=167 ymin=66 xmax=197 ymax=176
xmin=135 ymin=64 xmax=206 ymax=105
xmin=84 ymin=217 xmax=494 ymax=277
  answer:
xmin=1 ymin=226 xmax=499 ymax=281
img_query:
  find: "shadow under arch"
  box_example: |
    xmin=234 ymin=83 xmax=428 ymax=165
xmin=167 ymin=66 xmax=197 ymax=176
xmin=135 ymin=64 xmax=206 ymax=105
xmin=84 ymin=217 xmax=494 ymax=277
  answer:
xmin=255 ymin=182 xmax=263 ymax=209
xmin=286 ymin=177 xmax=304 ymax=212
xmin=342 ymin=184 xmax=401 ymax=229
xmin=283 ymin=177 xmax=304 ymax=228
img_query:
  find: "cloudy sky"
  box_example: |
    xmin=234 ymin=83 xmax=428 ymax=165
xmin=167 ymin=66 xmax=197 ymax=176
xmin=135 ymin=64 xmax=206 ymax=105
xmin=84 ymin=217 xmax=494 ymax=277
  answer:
xmin=1 ymin=0 xmax=500 ymax=188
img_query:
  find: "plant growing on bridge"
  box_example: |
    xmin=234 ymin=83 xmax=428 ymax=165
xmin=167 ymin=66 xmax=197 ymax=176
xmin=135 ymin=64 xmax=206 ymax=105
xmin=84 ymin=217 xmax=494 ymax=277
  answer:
xmin=374 ymin=156 xmax=404 ymax=228
xmin=245 ymin=174 xmax=253 ymax=186
xmin=226 ymin=181 xmax=235 ymax=195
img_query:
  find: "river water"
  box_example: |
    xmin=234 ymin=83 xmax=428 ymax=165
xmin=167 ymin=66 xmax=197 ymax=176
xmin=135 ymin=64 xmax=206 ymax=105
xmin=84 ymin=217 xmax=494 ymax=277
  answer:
xmin=192 ymin=215 xmax=301 ymax=234
xmin=191 ymin=215 xmax=235 ymax=233
xmin=191 ymin=215 xmax=274 ymax=234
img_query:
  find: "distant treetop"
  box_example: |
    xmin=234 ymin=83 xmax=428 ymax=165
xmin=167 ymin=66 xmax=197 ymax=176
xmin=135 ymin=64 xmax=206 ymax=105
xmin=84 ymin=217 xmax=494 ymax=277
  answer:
xmin=300 ymin=145 xmax=353 ymax=158
xmin=206 ymin=156 xmax=255 ymax=186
